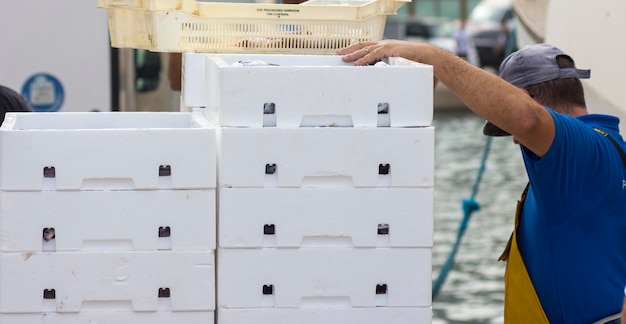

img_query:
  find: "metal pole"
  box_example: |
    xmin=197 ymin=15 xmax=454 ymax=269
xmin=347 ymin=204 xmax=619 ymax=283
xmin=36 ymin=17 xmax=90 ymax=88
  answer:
xmin=118 ymin=48 xmax=136 ymax=112
xmin=460 ymin=0 xmax=468 ymax=20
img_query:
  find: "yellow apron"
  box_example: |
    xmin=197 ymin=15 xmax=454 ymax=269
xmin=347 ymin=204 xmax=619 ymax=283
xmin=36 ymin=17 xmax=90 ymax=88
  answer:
xmin=498 ymin=185 xmax=550 ymax=323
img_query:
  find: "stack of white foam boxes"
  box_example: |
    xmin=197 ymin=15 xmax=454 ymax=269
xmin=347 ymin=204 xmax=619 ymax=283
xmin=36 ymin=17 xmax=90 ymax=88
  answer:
xmin=0 ymin=112 xmax=218 ymax=323
xmin=183 ymin=53 xmax=435 ymax=323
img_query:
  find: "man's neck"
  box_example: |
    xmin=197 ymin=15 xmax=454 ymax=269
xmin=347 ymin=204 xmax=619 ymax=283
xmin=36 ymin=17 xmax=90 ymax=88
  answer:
xmin=555 ymin=105 xmax=588 ymax=117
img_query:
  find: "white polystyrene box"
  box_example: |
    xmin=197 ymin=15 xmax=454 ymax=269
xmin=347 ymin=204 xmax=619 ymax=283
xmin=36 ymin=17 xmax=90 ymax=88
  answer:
xmin=218 ymin=187 xmax=433 ymax=248
xmin=0 ymin=190 xmax=216 ymax=252
xmin=0 ymin=311 xmax=215 ymax=323
xmin=0 ymin=112 xmax=216 ymax=191
xmin=218 ymin=126 xmax=434 ymax=188
xmin=184 ymin=53 xmax=433 ymax=127
xmin=217 ymin=248 xmax=432 ymax=308
xmin=182 ymin=52 xmax=207 ymax=108
xmin=218 ymin=307 xmax=432 ymax=324
xmin=0 ymin=251 xmax=215 ymax=313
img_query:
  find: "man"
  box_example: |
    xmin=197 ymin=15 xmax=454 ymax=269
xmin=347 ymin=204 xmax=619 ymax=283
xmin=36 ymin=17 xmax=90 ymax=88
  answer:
xmin=338 ymin=41 xmax=626 ymax=323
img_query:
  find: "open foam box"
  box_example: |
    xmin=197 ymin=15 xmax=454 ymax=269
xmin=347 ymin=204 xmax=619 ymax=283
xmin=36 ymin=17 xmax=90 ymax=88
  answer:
xmin=0 ymin=190 xmax=216 ymax=252
xmin=217 ymin=126 xmax=435 ymax=188
xmin=217 ymin=248 xmax=432 ymax=308
xmin=0 ymin=251 xmax=215 ymax=313
xmin=0 ymin=112 xmax=216 ymax=191
xmin=218 ymin=187 xmax=433 ymax=249
xmin=184 ymin=53 xmax=433 ymax=127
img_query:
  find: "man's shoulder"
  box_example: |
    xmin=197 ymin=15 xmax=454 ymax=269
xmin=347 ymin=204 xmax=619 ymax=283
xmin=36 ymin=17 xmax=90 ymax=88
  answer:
xmin=576 ymin=114 xmax=622 ymax=137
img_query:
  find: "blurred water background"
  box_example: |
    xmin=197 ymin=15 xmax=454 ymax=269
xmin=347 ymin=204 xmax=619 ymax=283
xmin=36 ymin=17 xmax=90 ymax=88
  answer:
xmin=430 ymin=103 xmax=527 ymax=323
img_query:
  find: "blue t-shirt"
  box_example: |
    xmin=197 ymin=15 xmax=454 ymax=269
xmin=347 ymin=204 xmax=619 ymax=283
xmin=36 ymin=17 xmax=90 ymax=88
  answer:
xmin=518 ymin=109 xmax=626 ymax=324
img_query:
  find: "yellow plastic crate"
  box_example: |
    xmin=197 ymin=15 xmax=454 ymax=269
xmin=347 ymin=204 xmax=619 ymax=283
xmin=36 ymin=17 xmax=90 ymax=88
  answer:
xmin=98 ymin=0 xmax=408 ymax=54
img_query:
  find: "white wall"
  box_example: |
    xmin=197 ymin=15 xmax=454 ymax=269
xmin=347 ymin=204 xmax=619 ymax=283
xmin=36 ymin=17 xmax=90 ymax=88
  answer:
xmin=0 ymin=0 xmax=110 ymax=112
xmin=545 ymin=0 xmax=626 ymax=128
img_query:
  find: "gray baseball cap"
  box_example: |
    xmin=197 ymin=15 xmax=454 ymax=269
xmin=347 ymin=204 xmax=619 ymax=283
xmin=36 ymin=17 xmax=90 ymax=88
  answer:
xmin=482 ymin=44 xmax=591 ymax=136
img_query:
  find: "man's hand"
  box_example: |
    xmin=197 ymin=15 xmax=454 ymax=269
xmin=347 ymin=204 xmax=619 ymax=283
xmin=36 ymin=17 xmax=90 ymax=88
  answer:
xmin=337 ymin=40 xmax=425 ymax=66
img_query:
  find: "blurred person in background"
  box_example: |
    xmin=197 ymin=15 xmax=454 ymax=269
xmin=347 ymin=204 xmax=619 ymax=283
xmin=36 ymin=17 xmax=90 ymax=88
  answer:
xmin=494 ymin=17 xmax=517 ymax=66
xmin=0 ymin=85 xmax=32 ymax=124
xmin=453 ymin=19 xmax=471 ymax=60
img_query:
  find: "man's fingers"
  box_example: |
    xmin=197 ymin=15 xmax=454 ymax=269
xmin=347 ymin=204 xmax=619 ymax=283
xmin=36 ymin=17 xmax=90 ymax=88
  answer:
xmin=336 ymin=41 xmax=377 ymax=55
xmin=354 ymin=45 xmax=386 ymax=65
xmin=339 ymin=44 xmax=383 ymax=65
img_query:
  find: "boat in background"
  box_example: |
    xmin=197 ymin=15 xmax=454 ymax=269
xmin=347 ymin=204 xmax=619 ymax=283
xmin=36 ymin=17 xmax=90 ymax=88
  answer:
xmin=514 ymin=0 xmax=626 ymax=133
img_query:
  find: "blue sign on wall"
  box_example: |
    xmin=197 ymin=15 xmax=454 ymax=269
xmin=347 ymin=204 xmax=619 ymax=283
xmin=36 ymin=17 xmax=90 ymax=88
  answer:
xmin=21 ymin=73 xmax=65 ymax=112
